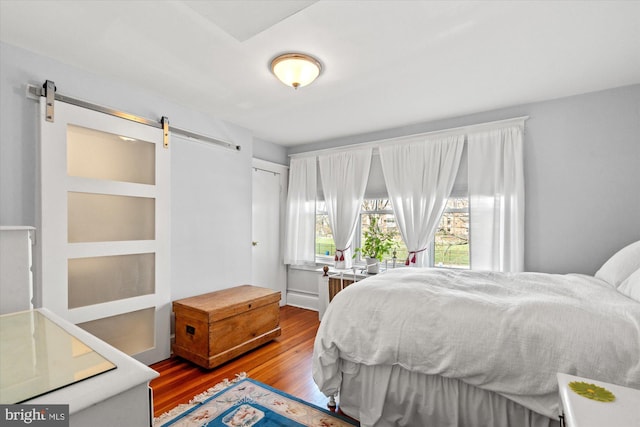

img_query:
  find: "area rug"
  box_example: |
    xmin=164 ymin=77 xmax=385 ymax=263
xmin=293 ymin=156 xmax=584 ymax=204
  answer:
xmin=154 ymin=373 xmax=358 ymax=427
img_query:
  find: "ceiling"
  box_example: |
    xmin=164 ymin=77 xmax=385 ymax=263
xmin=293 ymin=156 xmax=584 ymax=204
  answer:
xmin=1 ymin=1 xmax=639 ymax=147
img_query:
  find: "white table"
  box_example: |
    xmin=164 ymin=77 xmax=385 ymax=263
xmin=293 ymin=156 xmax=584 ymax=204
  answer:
xmin=557 ymin=373 xmax=640 ymax=427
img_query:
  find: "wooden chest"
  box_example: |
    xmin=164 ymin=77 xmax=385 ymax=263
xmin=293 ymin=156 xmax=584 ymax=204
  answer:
xmin=172 ymin=285 xmax=281 ymax=369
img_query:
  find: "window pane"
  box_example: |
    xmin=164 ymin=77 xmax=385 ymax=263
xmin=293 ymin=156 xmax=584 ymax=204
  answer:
xmin=358 ymin=212 xmax=407 ymax=263
xmin=315 ymin=201 xmax=335 ymax=257
xmin=434 ymin=198 xmax=469 ymax=268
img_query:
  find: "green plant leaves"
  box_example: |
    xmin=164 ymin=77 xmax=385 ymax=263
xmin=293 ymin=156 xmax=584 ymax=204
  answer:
xmin=354 ymin=216 xmax=398 ymax=261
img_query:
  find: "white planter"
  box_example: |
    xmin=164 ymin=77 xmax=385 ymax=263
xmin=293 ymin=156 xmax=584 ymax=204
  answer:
xmin=366 ymin=257 xmax=379 ymax=274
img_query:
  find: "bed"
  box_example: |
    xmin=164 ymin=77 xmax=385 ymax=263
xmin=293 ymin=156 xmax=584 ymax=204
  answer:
xmin=312 ymin=241 xmax=640 ymax=427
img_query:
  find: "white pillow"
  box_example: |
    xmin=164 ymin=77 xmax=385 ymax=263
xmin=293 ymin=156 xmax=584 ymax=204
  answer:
xmin=617 ymin=268 xmax=640 ymax=303
xmin=594 ymin=240 xmax=640 ymax=287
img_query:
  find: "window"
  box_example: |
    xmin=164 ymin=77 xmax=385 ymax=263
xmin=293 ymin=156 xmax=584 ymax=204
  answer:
xmin=434 ymin=197 xmax=469 ymax=268
xmin=315 ymin=201 xmax=335 ymax=258
xmin=357 ymin=199 xmax=407 ymax=264
xmin=315 ymin=197 xmax=470 ymax=268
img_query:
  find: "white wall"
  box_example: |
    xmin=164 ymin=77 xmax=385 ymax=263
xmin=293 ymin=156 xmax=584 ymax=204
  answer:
xmin=0 ymin=42 xmax=254 ymax=302
xmin=171 ymin=135 xmax=252 ymax=300
xmin=289 ymin=85 xmax=640 ymax=275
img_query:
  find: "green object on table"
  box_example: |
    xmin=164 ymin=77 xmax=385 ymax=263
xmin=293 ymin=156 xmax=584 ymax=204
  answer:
xmin=569 ymin=381 xmax=616 ymax=402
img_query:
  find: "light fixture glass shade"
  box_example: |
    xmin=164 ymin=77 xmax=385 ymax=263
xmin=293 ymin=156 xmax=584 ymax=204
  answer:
xmin=271 ymin=53 xmax=321 ymax=89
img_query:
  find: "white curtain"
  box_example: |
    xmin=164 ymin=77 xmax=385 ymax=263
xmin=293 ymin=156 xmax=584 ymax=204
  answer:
xmin=468 ymin=126 xmax=525 ymax=272
xmin=319 ymin=149 xmax=372 ymax=269
xmin=380 ymin=135 xmax=465 ymax=267
xmin=284 ymin=157 xmax=317 ymax=265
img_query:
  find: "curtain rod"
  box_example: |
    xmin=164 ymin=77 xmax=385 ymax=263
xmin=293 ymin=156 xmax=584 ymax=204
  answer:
xmin=289 ymin=115 xmax=529 ymax=159
xmin=27 ymin=81 xmax=241 ymax=152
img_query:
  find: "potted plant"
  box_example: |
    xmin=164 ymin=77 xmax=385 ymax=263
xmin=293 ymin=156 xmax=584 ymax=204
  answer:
xmin=353 ymin=216 xmax=397 ymax=274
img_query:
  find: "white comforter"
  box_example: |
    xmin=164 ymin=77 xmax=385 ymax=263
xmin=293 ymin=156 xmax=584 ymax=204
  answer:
xmin=312 ymin=268 xmax=640 ymax=418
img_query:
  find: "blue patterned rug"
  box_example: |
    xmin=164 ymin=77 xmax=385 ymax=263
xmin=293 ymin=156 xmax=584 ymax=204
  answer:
xmin=155 ymin=377 xmax=358 ymax=427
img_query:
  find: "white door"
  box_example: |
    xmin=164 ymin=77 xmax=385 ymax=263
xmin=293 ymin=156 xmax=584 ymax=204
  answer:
xmin=251 ymin=162 xmax=287 ymax=304
xmin=38 ymin=99 xmax=170 ymax=365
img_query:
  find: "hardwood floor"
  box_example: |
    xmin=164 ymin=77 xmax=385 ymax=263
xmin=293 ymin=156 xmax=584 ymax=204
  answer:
xmin=150 ymin=305 xmax=331 ymax=417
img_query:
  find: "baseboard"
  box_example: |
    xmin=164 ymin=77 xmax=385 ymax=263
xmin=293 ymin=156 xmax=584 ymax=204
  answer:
xmin=286 ymin=291 xmax=318 ymax=312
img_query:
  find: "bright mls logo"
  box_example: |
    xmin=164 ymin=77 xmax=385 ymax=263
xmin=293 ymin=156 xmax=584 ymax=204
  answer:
xmin=1 ymin=405 xmax=68 ymax=426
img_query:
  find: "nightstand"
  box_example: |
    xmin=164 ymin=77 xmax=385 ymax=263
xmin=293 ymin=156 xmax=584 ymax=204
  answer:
xmin=557 ymin=373 xmax=640 ymax=427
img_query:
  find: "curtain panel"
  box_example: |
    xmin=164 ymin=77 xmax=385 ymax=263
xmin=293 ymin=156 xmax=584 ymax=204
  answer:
xmin=319 ymin=149 xmax=372 ymax=269
xmin=379 ymin=135 xmax=465 ymax=267
xmin=283 ymin=157 xmax=317 ymax=265
xmin=468 ymin=126 xmax=525 ymax=272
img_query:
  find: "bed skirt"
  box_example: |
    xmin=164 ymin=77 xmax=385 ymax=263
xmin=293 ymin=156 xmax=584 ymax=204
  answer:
xmin=338 ymin=362 xmax=561 ymax=427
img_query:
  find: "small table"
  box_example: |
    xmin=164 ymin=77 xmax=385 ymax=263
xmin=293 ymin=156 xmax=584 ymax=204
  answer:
xmin=557 ymin=373 xmax=640 ymax=427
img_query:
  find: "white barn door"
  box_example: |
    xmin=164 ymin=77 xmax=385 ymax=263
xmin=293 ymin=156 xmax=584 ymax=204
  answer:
xmin=251 ymin=160 xmax=287 ymax=305
xmin=38 ymin=99 xmax=170 ymax=365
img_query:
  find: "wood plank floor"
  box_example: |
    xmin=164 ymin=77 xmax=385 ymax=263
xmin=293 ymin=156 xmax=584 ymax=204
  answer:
xmin=150 ymin=305 xmax=331 ymax=418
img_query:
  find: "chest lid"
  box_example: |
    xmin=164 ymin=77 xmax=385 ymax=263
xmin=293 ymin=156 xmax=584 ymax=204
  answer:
xmin=173 ymin=285 xmax=280 ymax=322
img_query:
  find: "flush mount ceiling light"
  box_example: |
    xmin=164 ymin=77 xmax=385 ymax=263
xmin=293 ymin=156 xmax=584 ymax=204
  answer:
xmin=270 ymin=53 xmax=322 ymax=89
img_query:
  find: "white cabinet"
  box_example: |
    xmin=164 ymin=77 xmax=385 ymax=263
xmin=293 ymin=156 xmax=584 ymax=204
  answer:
xmin=557 ymin=373 xmax=640 ymax=427
xmin=0 ymin=226 xmax=35 ymax=314
xmin=1 ymin=308 xmax=158 ymax=426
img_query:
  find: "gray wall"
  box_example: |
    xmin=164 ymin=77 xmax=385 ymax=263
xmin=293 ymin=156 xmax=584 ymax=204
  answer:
xmin=289 ymin=85 xmax=640 ymax=275
xmin=253 ymin=137 xmax=288 ymax=166
xmin=0 ymin=42 xmax=254 ymax=300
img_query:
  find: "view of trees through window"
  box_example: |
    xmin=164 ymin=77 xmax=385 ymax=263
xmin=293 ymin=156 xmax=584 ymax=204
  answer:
xmin=434 ymin=198 xmax=469 ymax=268
xmin=316 ymin=197 xmax=469 ymax=269
xmin=315 ymin=201 xmax=335 ymax=257
xmin=358 ymin=199 xmax=406 ymax=264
